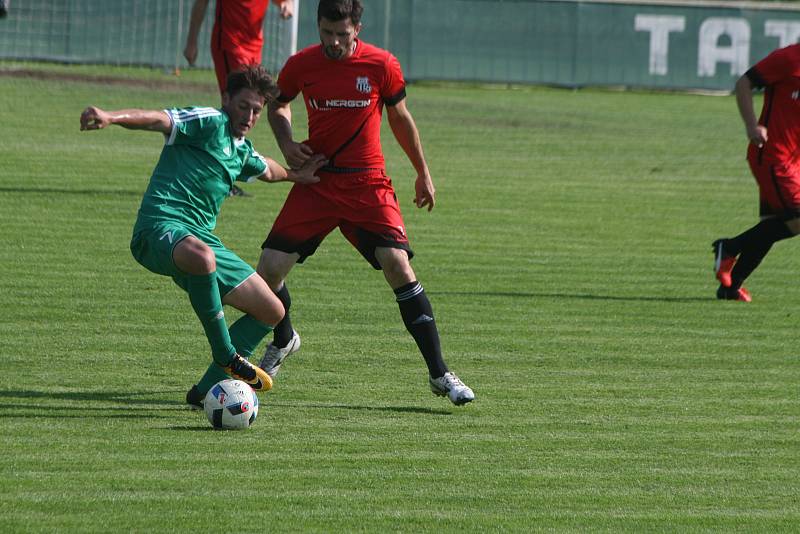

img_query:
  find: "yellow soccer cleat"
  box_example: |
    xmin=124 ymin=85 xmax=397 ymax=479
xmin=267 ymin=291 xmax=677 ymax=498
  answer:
xmin=222 ymin=354 xmax=273 ymax=392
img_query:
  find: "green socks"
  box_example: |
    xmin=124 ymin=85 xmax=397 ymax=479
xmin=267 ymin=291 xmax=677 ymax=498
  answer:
xmin=197 ymin=314 xmax=273 ymax=395
xmin=187 ymin=272 xmax=235 ymax=366
xmin=229 ymin=314 xmax=273 ymax=358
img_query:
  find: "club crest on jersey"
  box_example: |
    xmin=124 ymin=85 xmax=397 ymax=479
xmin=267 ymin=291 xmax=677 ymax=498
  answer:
xmin=793 ymin=90 xmax=800 ymax=100
xmin=356 ymin=76 xmax=372 ymax=94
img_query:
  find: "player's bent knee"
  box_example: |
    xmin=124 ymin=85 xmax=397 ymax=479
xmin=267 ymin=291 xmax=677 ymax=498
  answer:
xmin=257 ymin=248 xmax=295 ymax=289
xmin=174 ymin=238 xmax=216 ymax=274
xmin=262 ymin=305 xmax=285 ymax=326
xmin=224 ymin=278 xmax=285 ymax=326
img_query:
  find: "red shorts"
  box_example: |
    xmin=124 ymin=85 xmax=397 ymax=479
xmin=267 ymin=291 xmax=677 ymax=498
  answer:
xmin=211 ymin=44 xmax=262 ymax=94
xmin=748 ymin=156 xmax=800 ymax=218
xmin=262 ymin=172 xmax=413 ymax=269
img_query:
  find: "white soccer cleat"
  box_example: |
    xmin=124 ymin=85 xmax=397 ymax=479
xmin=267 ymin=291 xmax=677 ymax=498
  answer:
xmin=429 ymin=372 xmax=475 ymax=406
xmin=258 ymin=330 xmax=301 ymax=378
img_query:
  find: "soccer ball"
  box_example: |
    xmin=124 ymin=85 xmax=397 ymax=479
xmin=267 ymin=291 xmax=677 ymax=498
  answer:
xmin=204 ymin=379 xmax=259 ymax=430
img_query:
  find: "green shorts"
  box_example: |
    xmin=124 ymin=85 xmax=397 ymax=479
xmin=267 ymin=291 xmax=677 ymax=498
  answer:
xmin=130 ymin=220 xmax=256 ymax=297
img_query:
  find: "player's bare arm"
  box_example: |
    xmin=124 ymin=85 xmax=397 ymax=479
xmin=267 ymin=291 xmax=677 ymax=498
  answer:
xmin=267 ymin=99 xmax=314 ymax=168
xmin=386 ymin=99 xmax=435 ymax=211
xmin=183 ymin=0 xmax=210 ymax=66
xmin=735 ymin=74 xmax=768 ymax=147
xmin=257 ymin=154 xmax=328 ymax=184
xmin=79 ymin=107 xmax=171 ymax=134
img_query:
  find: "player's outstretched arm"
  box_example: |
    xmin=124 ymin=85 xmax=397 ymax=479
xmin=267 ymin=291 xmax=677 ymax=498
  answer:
xmin=79 ymin=107 xmax=171 ymax=134
xmin=257 ymin=154 xmax=327 ymax=184
xmin=386 ymin=99 xmax=435 ymax=211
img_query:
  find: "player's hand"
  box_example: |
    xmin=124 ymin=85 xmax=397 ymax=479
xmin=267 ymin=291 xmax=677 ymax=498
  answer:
xmin=288 ymin=154 xmax=327 ymax=184
xmin=279 ymin=0 xmax=293 ymax=19
xmin=183 ymin=42 xmax=198 ymax=66
xmin=80 ymin=106 xmax=111 ymax=131
xmin=747 ymin=125 xmax=768 ymax=148
xmin=414 ymin=173 xmax=436 ymax=211
xmin=281 ymin=141 xmax=315 ymax=169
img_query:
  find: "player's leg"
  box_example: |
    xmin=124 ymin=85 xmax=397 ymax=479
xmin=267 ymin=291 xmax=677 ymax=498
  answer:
xmin=374 ymin=245 xmax=446 ymax=379
xmin=337 ymin=175 xmax=474 ymax=405
xmin=256 ymin=248 xmax=302 ymax=376
xmin=256 ymin=185 xmax=337 ymax=376
xmin=224 ymin=272 xmax=283 ymax=357
xmin=172 ymin=236 xmax=240 ymax=365
xmin=372 ymin=245 xmax=474 ymax=406
xmin=187 ymin=246 xmax=280 ymax=407
xmin=188 ymin=273 xmax=280 ymax=407
xmin=714 ymin=165 xmax=797 ymax=301
xmin=720 ymin=216 xmax=792 ymax=297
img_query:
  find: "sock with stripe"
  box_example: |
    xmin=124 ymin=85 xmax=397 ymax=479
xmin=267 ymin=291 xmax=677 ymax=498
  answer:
xmin=394 ymin=281 xmax=448 ymax=379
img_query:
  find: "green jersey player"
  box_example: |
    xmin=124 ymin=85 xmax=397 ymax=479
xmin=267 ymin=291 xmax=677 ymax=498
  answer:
xmin=80 ymin=65 xmax=326 ymax=406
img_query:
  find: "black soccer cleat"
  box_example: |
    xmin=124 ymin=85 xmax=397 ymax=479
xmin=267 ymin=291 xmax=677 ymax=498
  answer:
xmin=186 ymin=385 xmax=204 ymax=410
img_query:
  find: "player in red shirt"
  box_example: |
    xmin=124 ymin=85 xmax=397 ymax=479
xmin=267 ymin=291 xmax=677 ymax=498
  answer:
xmin=256 ymin=0 xmax=474 ymax=405
xmin=183 ymin=0 xmax=293 ymax=95
xmin=712 ymin=44 xmax=800 ymax=301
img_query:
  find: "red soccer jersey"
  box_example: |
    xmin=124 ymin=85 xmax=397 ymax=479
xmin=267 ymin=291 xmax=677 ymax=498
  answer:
xmin=276 ymin=40 xmax=407 ymax=171
xmin=748 ymin=44 xmax=800 ymax=170
xmin=213 ymin=0 xmax=270 ymax=56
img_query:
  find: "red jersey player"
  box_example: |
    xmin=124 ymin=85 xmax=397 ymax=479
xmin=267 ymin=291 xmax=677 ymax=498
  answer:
xmin=712 ymin=44 xmax=800 ymax=301
xmin=183 ymin=0 xmax=293 ymax=95
xmin=256 ymin=0 xmax=475 ymax=405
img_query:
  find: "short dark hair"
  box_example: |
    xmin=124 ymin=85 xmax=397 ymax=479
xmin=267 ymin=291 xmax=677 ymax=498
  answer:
xmin=225 ymin=65 xmax=278 ymax=102
xmin=317 ymin=0 xmax=362 ymax=25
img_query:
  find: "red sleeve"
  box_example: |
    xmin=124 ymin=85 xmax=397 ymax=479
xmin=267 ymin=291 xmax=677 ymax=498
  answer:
xmin=751 ymin=45 xmax=800 ymax=87
xmin=276 ymin=55 xmax=302 ymax=103
xmin=381 ymin=52 xmax=406 ymax=106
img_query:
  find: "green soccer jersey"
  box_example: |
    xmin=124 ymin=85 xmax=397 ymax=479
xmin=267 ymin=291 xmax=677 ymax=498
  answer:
xmin=133 ymin=106 xmax=268 ymax=233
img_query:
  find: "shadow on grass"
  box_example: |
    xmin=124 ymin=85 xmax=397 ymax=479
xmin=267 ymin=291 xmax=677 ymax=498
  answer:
xmin=431 ymin=290 xmax=709 ymax=303
xmin=269 ymin=401 xmax=452 ymax=416
xmin=0 ymin=389 xmax=188 ymax=420
xmin=0 ymin=388 xmax=185 ymax=405
xmin=0 ymin=390 xmax=453 ymax=418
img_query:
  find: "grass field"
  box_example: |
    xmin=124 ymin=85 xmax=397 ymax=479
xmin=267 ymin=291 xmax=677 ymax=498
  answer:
xmin=0 ymin=64 xmax=798 ymax=532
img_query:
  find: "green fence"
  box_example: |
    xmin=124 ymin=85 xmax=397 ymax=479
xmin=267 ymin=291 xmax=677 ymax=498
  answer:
xmin=2 ymin=0 xmax=800 ymax=91
xmin=0 ymin=0 xmax=294 ymax=74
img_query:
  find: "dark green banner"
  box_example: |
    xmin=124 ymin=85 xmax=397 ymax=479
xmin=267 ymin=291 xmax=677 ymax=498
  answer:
xmin=296 ymin=0 xmax=800 ymax=91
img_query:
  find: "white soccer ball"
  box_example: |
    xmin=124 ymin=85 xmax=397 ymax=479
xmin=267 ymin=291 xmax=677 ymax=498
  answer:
xmin=204 ymin=379 xmax=259 ymax=430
